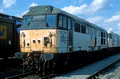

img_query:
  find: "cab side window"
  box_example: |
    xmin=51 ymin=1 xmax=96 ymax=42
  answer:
xmin=58 ymin=15 xmax=68 ymax=29
xmin=58 ymin=15 xmax=62 ymax=28
xmin=63 ymin=16 xmax=67 ymax=29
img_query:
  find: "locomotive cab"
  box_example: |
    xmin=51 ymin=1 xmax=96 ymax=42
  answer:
xmin=20 ymin=15 xmax=59 ymax=53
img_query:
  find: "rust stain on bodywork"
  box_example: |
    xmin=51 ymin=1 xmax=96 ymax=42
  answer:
xmin=20 ymin=29 xmax=59 ymax=53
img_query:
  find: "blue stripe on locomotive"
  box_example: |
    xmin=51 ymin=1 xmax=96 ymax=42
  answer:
xmin=0 ymin=29 xmax=4 ymax=36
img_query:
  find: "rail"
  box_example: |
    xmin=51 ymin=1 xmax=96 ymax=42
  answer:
xmin=5 ymin=71 xmax=34 ymax=79
xmin=5 ymin=72 xmax=55 ymax=79
xmin=86 ymin=59 xmax=120 ymax=79
xmin=40 ymin=74 xmax=55 ymax=79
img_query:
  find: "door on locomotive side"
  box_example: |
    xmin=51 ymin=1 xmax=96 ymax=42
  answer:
xmin=58 ymin=14 xmax=73 ymax=53
xmin=68 ymin=18 xmax=73 ymax=52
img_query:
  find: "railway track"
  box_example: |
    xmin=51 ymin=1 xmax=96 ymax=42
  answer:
xmin=5 ymin=71 xmax=55 ymax=79
xmin=40 ymin=74 xmax=55 ymax=79
xmin=5 ymin=54 xmax=120 ymax=79
xmin=0 ymin=58 xmax=22 ymax=72
xmin=5 ymin=71 xmax=34 ymax=79
xmin=54 ymin=53 xmax=120 ymax=79
xmin=86 ymin=58 xmax=120 ymax=79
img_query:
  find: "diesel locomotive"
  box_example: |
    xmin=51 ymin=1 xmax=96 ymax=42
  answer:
xmin=15 ymin=5 xmax=120 ymax=74
xmin=0 ymin=13 xmax=22 ymax=58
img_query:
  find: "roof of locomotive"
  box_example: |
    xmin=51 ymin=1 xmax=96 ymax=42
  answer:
xmin=24 ymin=5 xmax=107 ymax=32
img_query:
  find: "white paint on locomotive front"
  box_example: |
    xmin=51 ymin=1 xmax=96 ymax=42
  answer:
xmin=58 ymin=30 xmax=68 ymax=53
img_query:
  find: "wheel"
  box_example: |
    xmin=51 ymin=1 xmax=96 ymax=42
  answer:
xmin=42 ymin=60 xmax=56 ymax=75
xmin=43 ymin=60 xmax=49 ymax=75
xmin=23 ymin=56 xmax=35 ymax=72
xmin=50 ymin=60 xmax=56 ymax=74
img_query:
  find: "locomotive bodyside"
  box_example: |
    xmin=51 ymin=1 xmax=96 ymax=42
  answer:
xmin=0 ymin=13 xmax=22 ymax=58
xmin=0 ymin=15 xmax=16 ymax=58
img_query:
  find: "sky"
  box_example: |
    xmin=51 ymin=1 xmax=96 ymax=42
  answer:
xmin=0 ymin=0 xmax=120 ymax=35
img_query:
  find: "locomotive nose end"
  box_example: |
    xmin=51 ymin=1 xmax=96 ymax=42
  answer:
xmin=15 ymin=52 xmax=23 ymax=59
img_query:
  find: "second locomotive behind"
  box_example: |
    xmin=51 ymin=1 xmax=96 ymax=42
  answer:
xmin=0 ymin=13 xmax=22 ymax=58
